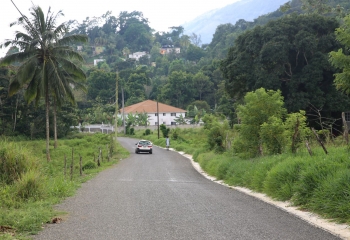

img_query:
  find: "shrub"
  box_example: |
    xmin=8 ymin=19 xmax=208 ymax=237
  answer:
xmin=172 ymin=128 xmax=180 ymax=140
xmin=284 ymin=111 xmax=310 ymax=153
xmin=82 ymin=161 xmax=97 ymax=170
xmin=234 ymin=88 xmax=287 ymax=158
xmin=260 ymin=116 xmax=286 ymax=154
xmin=160 ymin=124 xmax=170 ymax=138
xmin=144 ymin=129 xmax=151 ymax=136
xmin=207 ymin=124 xmax=225 ymax=153
xmin=0 ymin=141 xmax=39 ymax=184
xmin=14 ymin=169 xmax=46 ymax=200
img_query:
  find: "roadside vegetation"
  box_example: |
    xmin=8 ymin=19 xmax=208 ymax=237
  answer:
xmin=0 ymin=133 xmax=129 ymax=239
xmin=128 ymin=88 xmax=350 ymax=225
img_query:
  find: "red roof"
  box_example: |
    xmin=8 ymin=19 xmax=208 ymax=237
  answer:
xmin=121 ymin=100 xmax=186 ymax=114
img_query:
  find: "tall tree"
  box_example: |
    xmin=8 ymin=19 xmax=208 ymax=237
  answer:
xmin=193 ymin=71 xmax=213 ymax=100
xmin=329 ymin=13 xmax=350 ymax=94
xmin=0 ymin=4 xmax=87 ymax=161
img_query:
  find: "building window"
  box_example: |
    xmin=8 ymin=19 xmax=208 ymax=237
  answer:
xmin=163 ymin=122 xmax=166 ymax=125
xmin=345 ymin=112 xmax=350 ymax=122
xmin=171 ymin=113 xmax=176 ymax=116
xmin=155 ymin=113 xmax=158 ymax=116
xmin=155 ymin=122 xmax=158 ymax=125
xmin=171 ymin=122 xmax=177 ymax=125
xmin=163 ymin=113 xmax=166 ymax=116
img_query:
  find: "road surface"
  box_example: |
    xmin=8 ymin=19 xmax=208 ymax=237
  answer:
xmin=34 ymin=137 xmax=341 ymax=240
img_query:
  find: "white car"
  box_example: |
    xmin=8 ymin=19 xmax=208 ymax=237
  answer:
xmin=135 ymin=140 xmax=153 ymax=154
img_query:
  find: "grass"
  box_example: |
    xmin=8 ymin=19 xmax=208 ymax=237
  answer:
xmin=196 ymin=144 xmax=350 ymax=224
xmin=0 ymin=133 xmax=129 ymax=239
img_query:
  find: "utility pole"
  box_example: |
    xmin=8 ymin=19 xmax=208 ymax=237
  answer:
xmin=157 ymin=101 xmax=160 ymax=139
xmin=115 ymin=70 xmax=118 ymax=141
xmin=122 ymin=87 xmax=126 ymax=134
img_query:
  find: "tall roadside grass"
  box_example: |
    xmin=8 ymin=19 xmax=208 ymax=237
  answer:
xmin=196 ymin=144 xmax=350 ymax=224
xmin=0 ymin=133 xmax=129 ymax=239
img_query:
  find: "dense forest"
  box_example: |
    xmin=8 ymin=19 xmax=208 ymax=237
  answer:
xmin=1 ymin=0 xmax=350 ymax=139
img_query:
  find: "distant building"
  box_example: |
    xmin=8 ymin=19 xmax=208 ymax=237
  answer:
xmin=129 ymin=51 xmax=149 ymax=61
xmin=121 ymin=100 xmax=186 ymax=126
xmin=160 ymin=45 xmax=181 ymax=55
xmin=77 ymin=46 xmax=83 ymax=51
xmin=94 ymin=59 xmax=105 ymax=66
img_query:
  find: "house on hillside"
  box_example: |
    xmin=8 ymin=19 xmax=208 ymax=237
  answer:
xmin=129 ymin=51 xmax=149 ymax=61
xmin=121 ymin=100 xmax=186 ymax=126
xmin=160 ymin=45 xmax=180 ymax=55
xmin=94 ymin=59 xmax=105 ymax=66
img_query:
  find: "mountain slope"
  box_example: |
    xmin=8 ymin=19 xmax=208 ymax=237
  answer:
xmin=183 ymin=0 xmax=290 ymax=44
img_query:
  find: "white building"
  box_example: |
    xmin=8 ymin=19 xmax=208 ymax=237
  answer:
xmin=94 ymin=59 xmax=105 ymax=66
xmin=128 ymin=51 xmax=149 ymax=61
xmin=121 ymin=100 xmax=186 ymax=126
xmin=160 ymin=45 xmax=181 ymax=55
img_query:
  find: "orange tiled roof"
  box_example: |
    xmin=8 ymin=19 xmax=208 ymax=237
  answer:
xmin=121 ymin=100 xmax=186 ymax=114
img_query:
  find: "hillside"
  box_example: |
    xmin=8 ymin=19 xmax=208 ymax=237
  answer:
xmin=183 ymin=0 xmax=290 ymax=43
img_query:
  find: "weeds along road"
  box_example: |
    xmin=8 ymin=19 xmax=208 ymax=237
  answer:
xmin=34 ymin=137 xmax=341 ymax=240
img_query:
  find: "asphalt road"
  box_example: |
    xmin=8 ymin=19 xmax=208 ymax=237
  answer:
xmin=34 ymin=137 xmax=341 ymax=240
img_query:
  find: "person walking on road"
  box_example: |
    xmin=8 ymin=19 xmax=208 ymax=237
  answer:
xmin=166 ymin=136 xmax=170 ymax=150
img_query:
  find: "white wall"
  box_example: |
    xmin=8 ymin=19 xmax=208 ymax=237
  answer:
xmin=147 ymin=112 xmax=185 ymax=126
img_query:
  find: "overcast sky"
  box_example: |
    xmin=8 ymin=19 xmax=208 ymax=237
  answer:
xmin=0 ymin=0 xmax=239 ymax=56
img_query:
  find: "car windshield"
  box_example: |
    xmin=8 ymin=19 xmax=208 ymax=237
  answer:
xmin=139 ymin=141 xmax=151 ymax=145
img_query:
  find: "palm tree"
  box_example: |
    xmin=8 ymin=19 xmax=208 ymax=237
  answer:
xmin=0 ymin=3 xmax=87 ymax=161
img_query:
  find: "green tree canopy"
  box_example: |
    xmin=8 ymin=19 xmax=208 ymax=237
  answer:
xmin=329 ymin=13 xmax=350 ymax=94
xmin=220 ymin=14 xmax=350 ymax=116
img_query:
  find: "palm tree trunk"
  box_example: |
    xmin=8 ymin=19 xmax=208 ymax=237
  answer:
xmin=45 ymin=89 xmax=51 ymax=162
xmin=53 ymin=98 xmax=58 ymax=148
xmin=13 ymin=95 xmax=18 ymax=132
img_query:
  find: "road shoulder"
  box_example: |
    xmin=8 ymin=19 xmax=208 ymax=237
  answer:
xmin=173 ymin=151 xmax=350 ymax=240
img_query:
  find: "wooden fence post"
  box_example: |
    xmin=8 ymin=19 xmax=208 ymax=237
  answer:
xmin=70 ymin=148 xmax=74 ymax=181
xmin=100 ymin=147 xmax=103 ymax=162
xmin=64 ymin=154 xmax=67 ymax=177
xmin=342 ymin=112 xmax=349 ymax=145
xmin=97 ymin=149 xmax=101 ymax=167
xmin=107 ymin=144 xmax=110 ymax=162
xmin=305 ymin=140 xmax=312 ymax=156
xmin=291 ymin=118 xmax=300 ymax=154
xmin=79 ymin=154 xmax=82 ymax=176
xmin=312 ymin=128 xmax=328 ymax=154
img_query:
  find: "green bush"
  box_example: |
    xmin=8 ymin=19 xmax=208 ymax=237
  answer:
xmin=160 ymin=124 xmax=170 ymax=138
xmin=144 ymin=129 xmax=151 ymax=136
xmin=0 ymin=141 xmax=39 ymax=184
xmin=260 ymin=116 xmax=286 ymax=154
xmin=82 ymin=160 xmax=97 ymax=170
xmin=14 ymin=169 xmax=46 ymax=200
xmin=234 ymin=88 xmax=287 ymax=158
